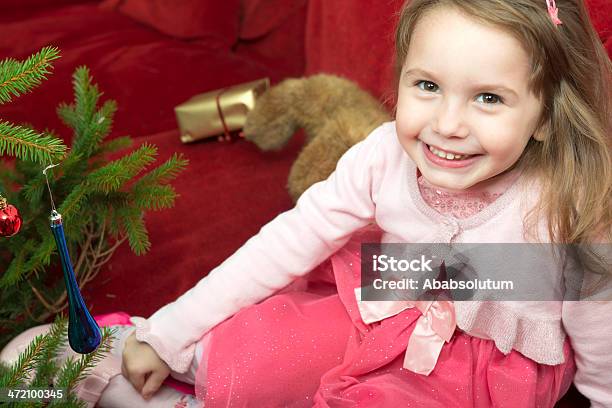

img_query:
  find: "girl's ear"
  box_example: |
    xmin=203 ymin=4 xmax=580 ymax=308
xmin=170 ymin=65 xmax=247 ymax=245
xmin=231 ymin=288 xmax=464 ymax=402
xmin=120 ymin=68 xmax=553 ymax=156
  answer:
xmin=532 ymin=118 xmax=550 ymax=142
xmin=533 ymin=129 xmax=545 ymax=142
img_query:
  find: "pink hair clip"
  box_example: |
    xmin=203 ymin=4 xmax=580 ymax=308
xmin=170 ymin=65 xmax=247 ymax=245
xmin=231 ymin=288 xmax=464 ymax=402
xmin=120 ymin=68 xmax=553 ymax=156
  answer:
xmin=546 ymin=0 xmax=563 ymax=26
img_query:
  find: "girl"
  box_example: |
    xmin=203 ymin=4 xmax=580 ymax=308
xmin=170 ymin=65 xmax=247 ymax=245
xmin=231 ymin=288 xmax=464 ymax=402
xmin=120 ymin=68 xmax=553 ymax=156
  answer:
xmin=3 ymin=0 xmax=611 ymax=406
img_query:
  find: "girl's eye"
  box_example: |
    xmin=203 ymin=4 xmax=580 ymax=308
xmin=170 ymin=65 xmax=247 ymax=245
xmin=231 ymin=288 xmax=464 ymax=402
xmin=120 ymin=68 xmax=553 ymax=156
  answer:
xmin=415 ymin=81 xmax=504 ymax=105
xmin=416 ymin=80 xmax=439 ymax=92
xmin=476 ymin=93 xmax=503 ymax=104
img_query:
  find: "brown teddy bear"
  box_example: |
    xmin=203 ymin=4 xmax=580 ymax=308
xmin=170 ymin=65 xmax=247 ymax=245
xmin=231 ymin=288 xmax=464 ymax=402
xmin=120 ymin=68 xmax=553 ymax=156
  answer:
xmin=243 ymin=74 xmax=390 ymax=202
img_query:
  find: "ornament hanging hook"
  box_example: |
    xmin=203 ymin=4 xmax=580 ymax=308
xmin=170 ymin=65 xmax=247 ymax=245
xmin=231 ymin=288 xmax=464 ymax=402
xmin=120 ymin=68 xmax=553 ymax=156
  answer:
xmin=42 ymin=162 xmax=60 ymax=212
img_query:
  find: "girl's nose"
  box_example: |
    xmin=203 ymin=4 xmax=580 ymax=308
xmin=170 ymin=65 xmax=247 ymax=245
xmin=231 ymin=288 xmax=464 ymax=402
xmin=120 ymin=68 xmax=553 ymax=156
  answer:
xmin=431 ymin=99 xmax=469 ymax=139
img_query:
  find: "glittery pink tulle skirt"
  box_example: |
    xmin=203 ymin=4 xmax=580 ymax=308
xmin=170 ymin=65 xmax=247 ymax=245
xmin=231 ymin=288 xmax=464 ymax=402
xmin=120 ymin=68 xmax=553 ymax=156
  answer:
xmin=195 ymin=228 xmax=576 ymax=407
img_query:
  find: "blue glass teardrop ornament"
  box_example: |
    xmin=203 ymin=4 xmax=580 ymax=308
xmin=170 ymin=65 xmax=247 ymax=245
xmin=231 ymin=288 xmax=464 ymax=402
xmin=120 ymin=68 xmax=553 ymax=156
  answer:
xmin=50 ymin=210 xmax=101 ymax=354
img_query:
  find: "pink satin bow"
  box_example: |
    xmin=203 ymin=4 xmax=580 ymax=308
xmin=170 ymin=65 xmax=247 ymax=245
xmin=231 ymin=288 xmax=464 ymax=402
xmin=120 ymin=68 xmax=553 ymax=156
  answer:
xmin=354 ymin=287 xmax=456 ymax=375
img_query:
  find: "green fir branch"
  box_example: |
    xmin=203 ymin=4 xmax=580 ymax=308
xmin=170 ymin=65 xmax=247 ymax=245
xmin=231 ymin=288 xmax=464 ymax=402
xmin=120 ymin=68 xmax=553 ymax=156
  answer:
xmin=70 ymin=327 xmax=115 ymax=385
xmin=56 ymin=102 xmax=79 ymax=130
xmin=21 ymin=174 xmax=46 ymax=206
xmin=69 ymin=66 xmax=103 ymax=150
xmin=0 ymin=121 xmax=67 ymax=164
xmin=86 ymin=143 xmax=157 ymax=193
xmin=56 ymin=184 xmax=90 ymax=222
xmin=0 ymin=46 xmax=60 ymax=104
xmin=106 ymin=205 xmax=126 ymax=239
xmin=14 ymin=154 xmax=43 ymax=181
xmin=60 ymin=94 xmax=117 ymax=158
xmin=93 ymin=100 xmax=117 ymax=140
xmin=117 ymin=206 xmax=150 ymax=255
xmin=47 ymin=152 xmax=88 ymax=197
xmin=134 ymin=153 xmax=189 ymax=186
xmin=0 ymin=331 xmax=47 ymax=388
xmin=132 ymin=184 xmax=178 ymax=211
xmin=52 ymin=327 xmax=114 ymax=392
xmin=0 ymin=240 xmax=36 ymax=288
xmin=95 ymin=136 xmax=133 ymax=155
xmin=23 ymin=236 xmax=56 ymax=277
xmin=28 ymin=317 xmax=68 ymax=389
xmin=0 ymin=316 xmax=113 ymax=408
xmin=73 ymin=67 xmax=100 ymax=128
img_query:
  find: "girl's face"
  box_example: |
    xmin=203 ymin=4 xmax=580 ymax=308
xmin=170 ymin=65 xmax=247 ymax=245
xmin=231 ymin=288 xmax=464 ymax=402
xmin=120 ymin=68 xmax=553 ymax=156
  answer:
xmin=396 ymin=6 xmax=544 ymax=191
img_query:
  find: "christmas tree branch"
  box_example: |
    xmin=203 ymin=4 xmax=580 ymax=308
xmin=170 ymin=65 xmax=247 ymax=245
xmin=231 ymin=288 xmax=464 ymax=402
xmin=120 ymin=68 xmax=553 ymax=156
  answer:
xmin=0 ymin=121 xmax=67 ymax=164
xmin=29 ymin=317 xmax=67 ymax=389
xmin=97 ymin=236 xmax=128 ymax=259
xmin=73 ymin=221 xmax=97 ymax=279
xmin=0 ymin=46 xmax=60 ymax=105
xmin=1 ymin=64 xmax=188 ymax=369
xmin=0 ymin=46 xmax=67 ymax=166
xmin=0 ymin=332 xmax=46 ymax=388
xmin=23 ymin=300 xmax=44 ymax=324
xmin=53 ymin=327 xmax=114 ymax=392
xmin=29 ymin=284 xmax=57 ymax=313
xmin=95 ymin=136 xmax=133 ymax=156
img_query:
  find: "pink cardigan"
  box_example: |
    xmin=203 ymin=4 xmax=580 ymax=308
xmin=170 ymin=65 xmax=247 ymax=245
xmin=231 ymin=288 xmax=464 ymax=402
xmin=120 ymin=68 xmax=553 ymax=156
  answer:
xmin=133 ymin=122 xmax=612 ymax=407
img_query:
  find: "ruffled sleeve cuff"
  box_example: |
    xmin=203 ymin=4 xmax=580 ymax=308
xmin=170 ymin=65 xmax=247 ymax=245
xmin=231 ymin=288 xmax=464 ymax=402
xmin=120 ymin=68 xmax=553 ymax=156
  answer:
xmin=129 ymin=316 xmax=196 ymax=374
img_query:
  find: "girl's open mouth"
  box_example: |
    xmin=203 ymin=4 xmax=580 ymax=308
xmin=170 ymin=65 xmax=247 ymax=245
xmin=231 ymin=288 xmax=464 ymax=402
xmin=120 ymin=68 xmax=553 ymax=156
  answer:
xmin=423 ymin=143 xmax=482 ymax=168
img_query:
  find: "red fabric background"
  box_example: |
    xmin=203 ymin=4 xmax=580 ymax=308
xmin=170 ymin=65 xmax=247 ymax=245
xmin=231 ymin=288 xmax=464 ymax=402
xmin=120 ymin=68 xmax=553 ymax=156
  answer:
xmin=235 ymin=0 xmax=308 ymax=80
xmin=240 ymin=0 xmax=308 ymax=39
xmin=588 ymin=0 xmax=612 ymax=55
xmin=99 ymin=0 xmax=241 ymax=46
xmin=305 ymin=0 xmax=405 ymax=109
xmin=3 ymin=0 xmax=96 ymax=8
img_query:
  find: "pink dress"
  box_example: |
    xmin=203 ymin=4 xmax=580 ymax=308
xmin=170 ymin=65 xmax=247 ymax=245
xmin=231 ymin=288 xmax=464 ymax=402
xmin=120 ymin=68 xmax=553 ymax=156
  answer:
xmin=190 ymin=175 xmax=577 ymax=407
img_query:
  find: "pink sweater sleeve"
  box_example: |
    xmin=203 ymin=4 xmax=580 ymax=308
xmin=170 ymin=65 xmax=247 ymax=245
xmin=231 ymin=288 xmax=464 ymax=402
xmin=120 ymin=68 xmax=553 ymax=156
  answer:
xmin=133 ymin=125 xmax=387 ymax=373
xmin=562 ymin=270 xmax=612 ymax=408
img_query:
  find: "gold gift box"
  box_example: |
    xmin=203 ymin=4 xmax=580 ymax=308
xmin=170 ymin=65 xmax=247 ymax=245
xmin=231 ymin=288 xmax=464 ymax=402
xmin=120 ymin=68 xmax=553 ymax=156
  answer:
xmin=175 ymin=78 xmax=270 ymax=143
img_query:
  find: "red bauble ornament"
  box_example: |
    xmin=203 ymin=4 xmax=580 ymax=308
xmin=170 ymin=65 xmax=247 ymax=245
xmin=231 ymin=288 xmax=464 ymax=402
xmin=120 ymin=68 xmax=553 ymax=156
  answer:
xmin=0 ymin=196 xmax=22 ymax=237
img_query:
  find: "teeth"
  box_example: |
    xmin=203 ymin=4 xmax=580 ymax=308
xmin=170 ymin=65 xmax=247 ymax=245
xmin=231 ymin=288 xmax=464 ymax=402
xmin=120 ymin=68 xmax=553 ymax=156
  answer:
xmin=428 ymin=145 xmax=471 ymax=160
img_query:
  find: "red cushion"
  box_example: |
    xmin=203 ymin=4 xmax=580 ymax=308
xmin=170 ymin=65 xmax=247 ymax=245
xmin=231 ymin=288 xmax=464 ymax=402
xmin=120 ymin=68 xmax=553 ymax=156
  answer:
xmin=235 ymin=1 xmax=308 ymax=80
xmin=585 ymin=0 xmax=611 ymax=43
xmin=305 ymin=0 xmax=405 ymax=108
xmin=99 ymin=0 xmax=241 ymax=47
xmin=0 ymin=3 xmax=273 ymax=140
xmin=240 ymin=0 xmax=308 ymax=40
xmin=3 ymin=0 xmax=94 ymax=8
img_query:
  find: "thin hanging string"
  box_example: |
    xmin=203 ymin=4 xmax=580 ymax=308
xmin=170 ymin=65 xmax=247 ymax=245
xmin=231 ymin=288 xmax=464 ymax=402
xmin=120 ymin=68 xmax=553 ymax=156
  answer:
xmin=43 ymin=162 xmax=60 ymax=213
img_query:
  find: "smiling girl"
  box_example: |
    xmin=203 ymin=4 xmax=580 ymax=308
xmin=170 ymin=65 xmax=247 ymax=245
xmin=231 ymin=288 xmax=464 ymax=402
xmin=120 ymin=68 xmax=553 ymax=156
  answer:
xmin=3 ymin=0 xmax=610 ymax=407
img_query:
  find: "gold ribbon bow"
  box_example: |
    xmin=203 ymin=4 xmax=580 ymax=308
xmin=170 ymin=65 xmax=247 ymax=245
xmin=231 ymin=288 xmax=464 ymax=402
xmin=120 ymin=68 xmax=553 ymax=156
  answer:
xmin=354 ymin=287 xmax=456 ymax=375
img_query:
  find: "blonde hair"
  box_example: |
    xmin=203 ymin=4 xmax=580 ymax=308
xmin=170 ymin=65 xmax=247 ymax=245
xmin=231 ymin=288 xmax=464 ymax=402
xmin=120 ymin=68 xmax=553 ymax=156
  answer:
xmin=395 ymin=0 xmax=612 ymax=254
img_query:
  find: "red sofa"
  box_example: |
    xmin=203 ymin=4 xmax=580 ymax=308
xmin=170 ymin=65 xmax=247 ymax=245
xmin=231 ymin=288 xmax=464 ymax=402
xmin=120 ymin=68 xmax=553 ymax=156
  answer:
xmin=1 ymin=0 xmax=610 ymax=406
